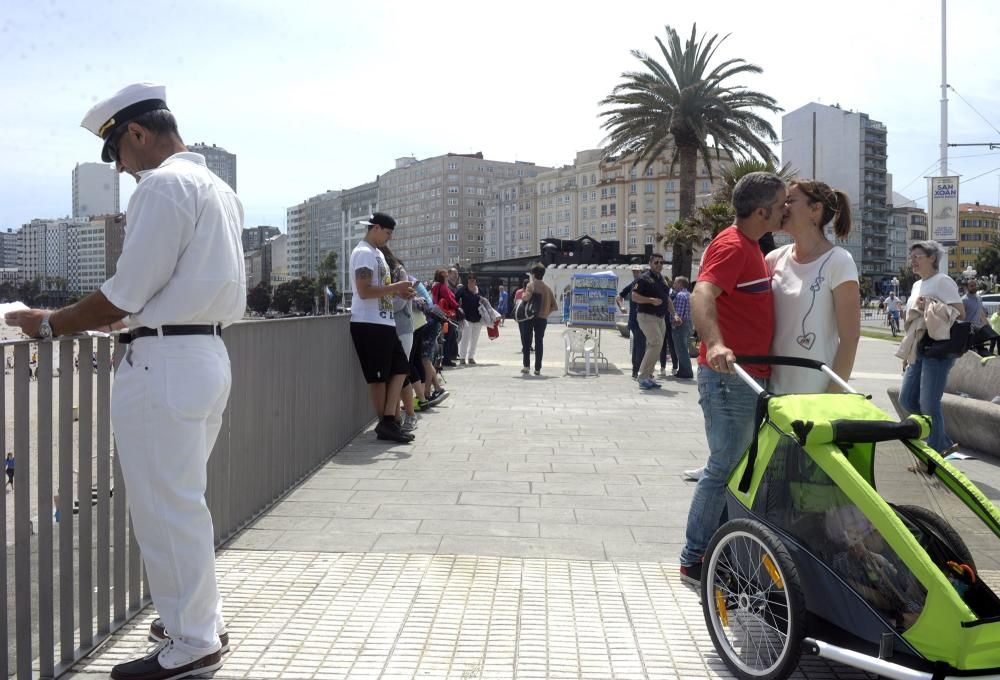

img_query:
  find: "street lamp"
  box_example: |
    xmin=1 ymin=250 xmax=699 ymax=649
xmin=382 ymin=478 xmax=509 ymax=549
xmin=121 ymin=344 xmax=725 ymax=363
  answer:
xmin=891 ymin=276 xmax=899 ymax=295
xmin=963 ymin=265 xmax=977 ymax=281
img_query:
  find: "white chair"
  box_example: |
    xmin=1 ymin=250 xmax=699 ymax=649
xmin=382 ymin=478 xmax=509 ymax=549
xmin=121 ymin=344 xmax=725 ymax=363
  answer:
xmin=563 ymin=329 xmax=599 ymax=377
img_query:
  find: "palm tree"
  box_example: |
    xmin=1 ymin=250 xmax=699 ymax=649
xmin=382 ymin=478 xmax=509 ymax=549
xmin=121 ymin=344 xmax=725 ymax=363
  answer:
xmin=600 ymin=24 xmax=781 ymax=278
xmin=714 ymin=158 xmax=797 ymax=205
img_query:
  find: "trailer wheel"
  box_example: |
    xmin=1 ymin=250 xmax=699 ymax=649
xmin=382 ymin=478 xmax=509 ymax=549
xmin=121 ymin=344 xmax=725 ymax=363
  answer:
xmin=897 ymin=504 xmax=975 ymax=569
xmin=702 ymin=519 xmax=806 ymax=680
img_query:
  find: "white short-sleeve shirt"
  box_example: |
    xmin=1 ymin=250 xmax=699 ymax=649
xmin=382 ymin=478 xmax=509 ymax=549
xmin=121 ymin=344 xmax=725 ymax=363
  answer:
xmin=349 ymin=240 xmax=394 ymax=326
xmin=906 ymin=272 xmax=961 ymax=313
xmin=766 ymin=244 xmax=859 ymax=394
xmin=101 ymin=152 xmax=246 ymax=328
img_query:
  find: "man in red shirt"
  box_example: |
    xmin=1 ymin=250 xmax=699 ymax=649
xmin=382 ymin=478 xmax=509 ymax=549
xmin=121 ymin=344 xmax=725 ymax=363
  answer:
xmin=679 ymin=172 xmax=786 ymax=586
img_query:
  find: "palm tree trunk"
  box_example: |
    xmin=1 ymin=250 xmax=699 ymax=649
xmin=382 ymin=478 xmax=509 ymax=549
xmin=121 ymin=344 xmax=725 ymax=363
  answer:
xmin=675 ymin=145 xmax=698 ymax=279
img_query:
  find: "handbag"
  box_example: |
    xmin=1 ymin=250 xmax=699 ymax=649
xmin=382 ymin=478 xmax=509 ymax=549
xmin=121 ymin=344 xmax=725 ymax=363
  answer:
xmin=514 ymin=293 xmax=541 ymax=323
xmin=920 ymin=320 xmax=972 ymax=359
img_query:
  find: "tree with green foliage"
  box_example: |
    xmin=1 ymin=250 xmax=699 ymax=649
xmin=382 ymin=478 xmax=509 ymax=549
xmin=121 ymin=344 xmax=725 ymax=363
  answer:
xmin=271 ymin=282 xmax=293 ymax=314
xmin=247 ymin=283 xmax=271 ymax=316
xmin=600 ymin=24 xmax=781 ymax=278
xmin=974 ymin=237 xmax=1000 ymax=283
xmin=285 ymin=277 xmax=316 ymax=314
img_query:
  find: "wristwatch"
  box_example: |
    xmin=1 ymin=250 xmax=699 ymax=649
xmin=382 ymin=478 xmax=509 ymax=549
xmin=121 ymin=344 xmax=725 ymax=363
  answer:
xmin=37 ymin=313 xmax=53 ymax=340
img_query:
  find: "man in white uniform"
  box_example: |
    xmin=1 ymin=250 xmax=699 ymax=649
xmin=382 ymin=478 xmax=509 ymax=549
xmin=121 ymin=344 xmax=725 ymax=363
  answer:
xmin=6 ymin=82 xmax=244 ymax=680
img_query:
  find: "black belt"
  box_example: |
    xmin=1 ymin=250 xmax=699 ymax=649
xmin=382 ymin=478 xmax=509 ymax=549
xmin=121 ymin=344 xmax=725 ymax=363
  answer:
xmin=119 ymin=325 xmax=223 ymax=344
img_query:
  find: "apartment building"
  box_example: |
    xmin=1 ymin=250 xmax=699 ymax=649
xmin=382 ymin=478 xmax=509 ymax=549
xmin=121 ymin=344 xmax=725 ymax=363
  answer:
xmin=782 ymin=102 xmax=891 ymax=287
xmin=378 ymin=153 xmax=545 ymax=281
xmin=242 ymin=226 xmax=281 ymax=254
xmin=951 ymin=202 xmax=1000 ymax=276
xmin=485 ymin=146 xmax=732 ymax=263
xmin=337 ymin=181 xmax=377 ymax=298
xmin=72 ymin=162 xmax=120 ymax=218
xmin=286 ymin=190 xmax=341 ymax=280
xmin=187 ymin=143 xmax=237 ymax=191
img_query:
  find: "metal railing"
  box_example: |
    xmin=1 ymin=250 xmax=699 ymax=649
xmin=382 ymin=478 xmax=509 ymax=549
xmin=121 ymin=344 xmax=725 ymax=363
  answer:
xmin=2 ymin=315 xmax=371 ymax=678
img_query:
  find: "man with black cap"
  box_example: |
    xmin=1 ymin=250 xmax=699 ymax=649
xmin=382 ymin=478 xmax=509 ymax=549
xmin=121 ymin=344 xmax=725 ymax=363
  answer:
xmin=6 ymin=82 xmax=243 ymax=679
xmin=351 ymin=212 xmax=417 ymax=443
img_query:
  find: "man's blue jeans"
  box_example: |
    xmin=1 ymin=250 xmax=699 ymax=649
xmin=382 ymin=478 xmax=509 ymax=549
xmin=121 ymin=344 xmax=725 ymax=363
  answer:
xmin=899 ymin=351 xmax=956 ymax=452
xmin=671 ymin=320 xmax=694 ymax=379
xmin=680 ymin=365 xmax=762 ymax=566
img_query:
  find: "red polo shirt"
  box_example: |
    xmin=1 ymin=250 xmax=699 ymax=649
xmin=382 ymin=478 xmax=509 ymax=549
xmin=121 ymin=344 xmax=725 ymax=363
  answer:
xmin=696 ymin=226 xmax=774 ymax=378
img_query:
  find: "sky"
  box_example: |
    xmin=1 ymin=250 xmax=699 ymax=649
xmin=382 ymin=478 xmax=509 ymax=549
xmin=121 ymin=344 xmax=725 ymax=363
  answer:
xmin=2 ymin=0 xmax=1000 ymax=232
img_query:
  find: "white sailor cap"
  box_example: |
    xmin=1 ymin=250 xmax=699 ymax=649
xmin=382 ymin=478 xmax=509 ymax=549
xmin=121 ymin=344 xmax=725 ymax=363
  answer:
xmin=80 ymin=82 xmax=169 ymax=162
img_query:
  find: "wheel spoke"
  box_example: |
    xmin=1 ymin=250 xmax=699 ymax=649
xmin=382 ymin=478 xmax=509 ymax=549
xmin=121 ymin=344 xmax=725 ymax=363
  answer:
xmin=706 ymin=528 xmax=797 ymax=676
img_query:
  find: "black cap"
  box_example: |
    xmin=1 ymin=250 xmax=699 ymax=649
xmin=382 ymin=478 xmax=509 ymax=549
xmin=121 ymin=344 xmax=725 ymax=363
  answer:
xmin=358 ymin=212 xmax=396 ymax=230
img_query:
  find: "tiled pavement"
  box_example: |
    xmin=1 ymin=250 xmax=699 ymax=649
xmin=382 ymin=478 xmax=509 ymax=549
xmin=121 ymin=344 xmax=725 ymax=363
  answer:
xmin=64 ymin=327 xmax=997 ymax=679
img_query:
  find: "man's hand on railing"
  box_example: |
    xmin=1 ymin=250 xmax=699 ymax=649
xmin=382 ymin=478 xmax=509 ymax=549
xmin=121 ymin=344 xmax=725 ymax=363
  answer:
xmin=5 ymin=308 xmax=46 ymax=338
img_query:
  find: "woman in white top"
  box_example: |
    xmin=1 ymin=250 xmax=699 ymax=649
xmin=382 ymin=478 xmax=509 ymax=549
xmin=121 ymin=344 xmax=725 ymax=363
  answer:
xmin=767 ymin=180 xmax=860 ymax=394
xmin=898 ymin=240 xmax=965 ymax=453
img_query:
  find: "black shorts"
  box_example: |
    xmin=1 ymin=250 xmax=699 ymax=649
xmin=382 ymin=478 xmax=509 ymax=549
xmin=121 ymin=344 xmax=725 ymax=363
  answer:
xmin=350 ymin=323 xmax=410 ymax=384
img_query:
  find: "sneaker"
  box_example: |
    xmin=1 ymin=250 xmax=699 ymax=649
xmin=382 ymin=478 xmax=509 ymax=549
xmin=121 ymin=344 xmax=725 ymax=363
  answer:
xmin=650 ymin=380 xmax=662 ymax=389
xmin=459 ymin=358 xmax=467 ymax=365
xmin=631 ymin=373 xmax=638 ymax=380
xmin=468 ymin=358 xmax=477 ymax=365
xmin=679 ymin=562 xmax=702 ymax=587
xmin=533 ymin=369 xmax=540 ymax=376
xmin=682 ymin=466 xmax=705 ymax=482
xmin=638 ymin=378 xmax=656 ymax=390
xmin=401 ymin=414 xmax=419 ymax=432
xmin=111 ymin=638 xmax=222 ymax=680
xmin=521 ymin=367 xmax=530 ymax=374
xmin=442 ymin=359 xmax=457 ymax=367
xmin=375 ymin=420 xmax=414 ymax=443
xmin=425 ymin=390 xmax=449 ymax=407
xmin=148 ymin=618 xmax=230 ymax=654
xmin=416 ymin=399 xmax=431 ymax=412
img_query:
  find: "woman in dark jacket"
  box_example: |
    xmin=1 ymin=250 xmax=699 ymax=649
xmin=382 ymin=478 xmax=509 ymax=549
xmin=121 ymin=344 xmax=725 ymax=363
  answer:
xmin=455 ymin=273 xmax=486 ymax=364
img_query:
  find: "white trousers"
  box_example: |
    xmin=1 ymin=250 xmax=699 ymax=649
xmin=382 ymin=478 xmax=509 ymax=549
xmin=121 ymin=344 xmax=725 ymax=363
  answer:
xmin=459 ymin=321 xmax=482 ymax=360
xmin=111 ymin=334 xmax=231 ymax=655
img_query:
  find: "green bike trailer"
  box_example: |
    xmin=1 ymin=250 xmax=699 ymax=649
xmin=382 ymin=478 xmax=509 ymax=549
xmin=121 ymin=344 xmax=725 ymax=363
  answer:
xmin=700 ymin=356 xmax=1000 ymax=680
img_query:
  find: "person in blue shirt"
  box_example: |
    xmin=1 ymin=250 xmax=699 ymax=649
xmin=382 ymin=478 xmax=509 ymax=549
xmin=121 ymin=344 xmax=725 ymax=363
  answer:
xmin=5 ymin=453 xmax=13 ymax=490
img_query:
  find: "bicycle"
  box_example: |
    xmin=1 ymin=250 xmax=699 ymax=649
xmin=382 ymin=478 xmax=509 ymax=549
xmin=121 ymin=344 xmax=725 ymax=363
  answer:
xmin=887 ymin=310 xmax=900 ymax=336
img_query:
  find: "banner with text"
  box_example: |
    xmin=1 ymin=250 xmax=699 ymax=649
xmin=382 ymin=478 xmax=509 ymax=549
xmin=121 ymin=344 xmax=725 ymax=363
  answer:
xmin=928 ymin=176 xmax=959 ymax=243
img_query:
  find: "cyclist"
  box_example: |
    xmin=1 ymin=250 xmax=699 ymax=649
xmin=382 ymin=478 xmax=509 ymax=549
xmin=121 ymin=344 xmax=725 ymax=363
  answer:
xmin=883 ymin=292 xmax=902 ymax=335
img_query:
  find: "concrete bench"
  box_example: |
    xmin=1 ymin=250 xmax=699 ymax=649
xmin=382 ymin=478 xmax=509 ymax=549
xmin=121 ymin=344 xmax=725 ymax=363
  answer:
xmin=887 ymin=351 xmax=1000 ymax=458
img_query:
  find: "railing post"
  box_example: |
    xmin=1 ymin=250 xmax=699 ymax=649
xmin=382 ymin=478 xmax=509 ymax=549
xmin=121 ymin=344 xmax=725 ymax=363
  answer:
xmin=37 ymin=341 xmax=55 ymax=678
xmin=13 ymin=343 xmax=31 ymax=679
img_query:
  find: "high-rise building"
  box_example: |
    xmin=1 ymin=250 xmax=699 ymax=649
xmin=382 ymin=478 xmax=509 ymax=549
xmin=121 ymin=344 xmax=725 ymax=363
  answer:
xmin=19 ymin=218 xmax=87 ymax=290
xmin=782 ymin=102 xmax=890 ymax=288
xmin=888 ymin=192 xmax=927 ymax=276
xmin=286 ymin=190 xmax=341 ymax=280
xmin=187 ymin=143 xmax=237 ymax=191
xmin=379 ymin=153 xmax=545 ymax=281
xmin=267 ymin=233 xmax=288 ymax=291
xmin=951 ymin=202 xmax=1000 ymax=276
xmin=242 ymin=225 xmax=281 ymax=254
xmin=0 ymin=228 xmax=19 ymax=269
xmin=72 ymin=162 xmax=120 ymax=218
xmin=337 ymin=181 xmax=377 ymax=297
